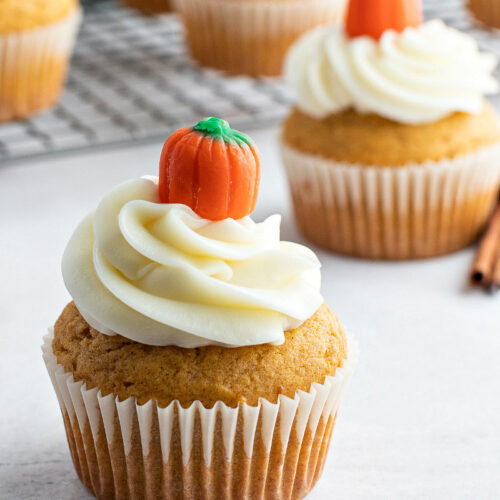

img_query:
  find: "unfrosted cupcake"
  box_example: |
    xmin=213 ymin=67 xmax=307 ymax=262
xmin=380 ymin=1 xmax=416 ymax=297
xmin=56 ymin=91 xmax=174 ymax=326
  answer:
xmin=120 ymin=0 xmax=172 ymax=14
xmin=468 ymin=0 xmax=500 ymax=29
xmin=281 ymin=0 xmax=500 ymax=259
xmin=174 ymin=0 xmax=347 ymax=76
xmin=43 ymin=118 xmax=357 ymax=499
xmin=0 ymin=0 xmax=81 ymax=122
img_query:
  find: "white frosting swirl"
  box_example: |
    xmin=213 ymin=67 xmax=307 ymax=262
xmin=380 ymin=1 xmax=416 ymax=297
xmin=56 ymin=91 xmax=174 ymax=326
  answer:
xmin=62 ymin=177 xmax=323 ymax=347
xmin=285 ymin=20 xmax=499 ymax=124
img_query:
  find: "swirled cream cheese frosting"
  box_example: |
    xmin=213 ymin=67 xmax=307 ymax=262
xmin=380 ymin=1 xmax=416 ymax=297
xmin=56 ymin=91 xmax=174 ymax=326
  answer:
xmin=284 ymin=20 xmax=499 ymax=124
xmin=62 ymin=176 xmax=323 ymax=348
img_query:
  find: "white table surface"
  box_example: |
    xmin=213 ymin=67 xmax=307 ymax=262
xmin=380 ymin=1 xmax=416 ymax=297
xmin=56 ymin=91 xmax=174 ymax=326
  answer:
xmin=1 ymin=127 xmax=500 ymax=500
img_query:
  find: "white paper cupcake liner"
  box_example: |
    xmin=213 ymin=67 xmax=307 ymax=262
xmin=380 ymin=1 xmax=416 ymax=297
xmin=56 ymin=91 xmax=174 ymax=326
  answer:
xmin=42 ymin=330 xmax=357 ymax=499
xmin=281 ymin=140 xmax=500 ymax=259
xmin=0 ymin=8 xmax=81 ymax=122
xmin=173 ymin=0 xmax=346 ymax=76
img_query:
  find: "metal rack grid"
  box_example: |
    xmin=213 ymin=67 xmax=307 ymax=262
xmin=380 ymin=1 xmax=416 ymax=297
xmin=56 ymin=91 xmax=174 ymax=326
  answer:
xmin=0 ymin=0 xmax=499 ymax=164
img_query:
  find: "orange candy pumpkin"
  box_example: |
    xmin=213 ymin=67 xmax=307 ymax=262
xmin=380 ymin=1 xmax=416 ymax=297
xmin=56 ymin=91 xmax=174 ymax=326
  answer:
xmin=159 ymin=117 xmax=260 ymax=221
xmin=346 ymin=0 xmax=423 ymax=40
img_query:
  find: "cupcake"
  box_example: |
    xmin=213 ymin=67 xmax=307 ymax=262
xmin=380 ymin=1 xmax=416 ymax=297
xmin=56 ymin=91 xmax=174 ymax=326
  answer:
xmin=281 ymin=0 xmax=500 ymax=259
xmin=0 ymin=0 xmax=81 ymax=122
xmin=120 ymin=0 xmax=172 ymax=14
xmin=43 ymin=117 xmax=357 ymax=499
xmin=174 ymin=0 xmax=347 ymax=76
xmin=468 ymin=0 xmax=500 ymax=29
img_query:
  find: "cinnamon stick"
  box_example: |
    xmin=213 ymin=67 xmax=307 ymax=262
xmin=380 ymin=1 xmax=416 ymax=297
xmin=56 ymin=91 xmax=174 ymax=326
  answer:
xmin=490 ymin=247 xmax=500 ymax=293
xmin=470 ymin=202 xmax=500 ymax=288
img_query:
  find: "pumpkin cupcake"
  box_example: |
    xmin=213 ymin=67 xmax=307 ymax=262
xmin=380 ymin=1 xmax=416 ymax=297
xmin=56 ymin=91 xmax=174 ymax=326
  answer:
xmin=174 ymin=0 xmax=347 ymax=76
xmin=0 ymin=0 xmax=81 ymax=122
xmin=120 ymin=0 xmax=172 ymax=14
xmin=43 ymin=118 xmax=357 ymax=499
xmin=281 ymin=0 xmax=500 ymax=259
xmin=468 ymin=0 xmax=500 ymax=29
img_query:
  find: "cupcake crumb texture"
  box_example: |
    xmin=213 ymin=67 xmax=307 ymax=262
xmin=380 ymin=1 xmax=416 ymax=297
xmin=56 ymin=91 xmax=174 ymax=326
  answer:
xmin=53 ymin=302 xmax=347 ymax=408
xmin=283 ymin=102 xmax=500 ymax=166
xmin=0 ymin=0 xmax=77 ymax=33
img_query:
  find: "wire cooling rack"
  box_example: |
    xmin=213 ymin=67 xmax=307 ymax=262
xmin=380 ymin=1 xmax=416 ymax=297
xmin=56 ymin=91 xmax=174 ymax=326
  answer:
xmin=0 ymin=0 xmax=499 ymax=164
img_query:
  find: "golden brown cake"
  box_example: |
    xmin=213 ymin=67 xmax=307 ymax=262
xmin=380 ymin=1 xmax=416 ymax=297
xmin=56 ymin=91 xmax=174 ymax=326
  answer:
xmin=54 ymin=301 xmax=347 ymax=408
xmin=468 ymin=0 xmax=500 ymax=29
xmin=283 ymin=103 xmax=500 ymax=167
xmin=0 ymin=0 xmax=76 ymax=31
xmin=281 ymin=2 xmax=500 ymax=259
xmin=174 ymin=0 xmax=346 ymax=76
xmin=43 ymin=119 xmax=357 ymax=500
xmin=120 ymin=0 xmax=171 ymax=14
xmin=0 ymin=0 xmax=81 ymax=122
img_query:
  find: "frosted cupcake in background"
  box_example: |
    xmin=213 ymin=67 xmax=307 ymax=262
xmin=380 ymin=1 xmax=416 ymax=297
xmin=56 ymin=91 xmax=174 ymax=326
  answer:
xmin=0 ymin=0 xmax=81 ymax=122
xmin=120 ymin=0 xmax=172 ymax=14
xmin=174 ymin=0 xmax=347 ymax=76
xmin=281 ymin=0 xmax=500 ymax=259
xmin=43 ymin=118 xmax=357 ymax=499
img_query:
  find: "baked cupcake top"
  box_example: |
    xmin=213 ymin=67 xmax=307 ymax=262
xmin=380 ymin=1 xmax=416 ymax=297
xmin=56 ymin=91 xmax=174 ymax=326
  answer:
xmin=0 ymin=0 xmax=78 ymax=33
xmin=283 ymin=103 xmax=500 ymax=165
xmin=284 ymin=0 xmax=498 ymax=125
xmin=62 ymin=118 xmax=323 ymax=348
xmin=53 ymin=301 xmax=347 ymax=407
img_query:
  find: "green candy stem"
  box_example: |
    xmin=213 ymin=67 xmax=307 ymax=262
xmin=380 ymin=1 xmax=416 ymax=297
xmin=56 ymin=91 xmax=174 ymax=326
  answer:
xmin=193 ymin=117 xmax=253 ymax=147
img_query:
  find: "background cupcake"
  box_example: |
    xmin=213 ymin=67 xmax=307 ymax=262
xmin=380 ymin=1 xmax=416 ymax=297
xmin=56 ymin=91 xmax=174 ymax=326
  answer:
xmin=468 ymin=0 xmax=500 ymax=29
xmin=174 ymin=0 xmax=347 ymax=76
xmin=281 ymin=0 xmax=500 ymax=259
xmin=0 ymin=0 xmax=81 ymax=122
xmin=43 ymin=119 xmax=357 ymax=499
xmin=120 ymin=0 xmax=172 ymax=14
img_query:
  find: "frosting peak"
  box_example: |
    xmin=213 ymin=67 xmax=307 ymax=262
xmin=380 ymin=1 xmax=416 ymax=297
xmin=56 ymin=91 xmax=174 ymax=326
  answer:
xmin=285 ymin=20 xmax=499 ymax=124
xmin=62 ymin=177 xmax=323 ymax=347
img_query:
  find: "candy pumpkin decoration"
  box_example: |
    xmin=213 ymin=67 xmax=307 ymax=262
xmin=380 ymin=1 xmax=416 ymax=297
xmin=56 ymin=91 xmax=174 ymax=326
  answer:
xmin=346 ymin=0 xmax=423 ymax=40
xmin=159 ymin=117 xmax=260 ymax=221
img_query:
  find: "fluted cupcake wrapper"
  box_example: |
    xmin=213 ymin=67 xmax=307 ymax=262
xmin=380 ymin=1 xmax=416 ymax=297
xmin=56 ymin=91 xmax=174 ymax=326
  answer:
xmin=173 ymin=0 xmax=346 ymax=76
xmin=42 ymin=331 xmax=357 ymax=500
xmin=281 ymin=141 xmax=500 ymax=260
xmin=0 ymin=8 xmax=81 ymax=122
xmin=468 ymin=0 xmax=500 ymax=29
